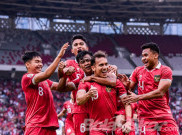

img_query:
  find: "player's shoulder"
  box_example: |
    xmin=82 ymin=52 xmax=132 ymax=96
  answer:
xmin=64 ymin=100 xmax=70 ymax=105
xmin=66 ymin=59 xmax=76 ymax=65
xmin=160 ymin=65 xmax=172 ymax=72
xmin=135 ymin=66 xmax=145 ymax=71
xmin=22 ymin=73 xmax=34 ymax=80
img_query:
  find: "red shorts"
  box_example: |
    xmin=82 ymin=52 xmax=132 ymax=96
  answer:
xmin=73 ymin=113 xmax=89 ymax=135
xmin=139 ymin=119 xmax=179 ymax=135
xmin=65 ymin=120 xmax=75 ymax=135
xmin=24 ymin=127 xmax=56 ymax=135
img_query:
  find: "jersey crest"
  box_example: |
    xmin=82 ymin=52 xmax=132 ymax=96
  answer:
xmin=154 ymin=75 xmax=160 ymax=82
xmin=106 ymin=86 xmax=112 ymax=92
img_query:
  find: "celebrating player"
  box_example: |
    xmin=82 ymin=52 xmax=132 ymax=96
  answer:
xmin=77 ymin=51 xmax=132 ymax=135
xmin=118 ymin=42 xmax=179 ymax=135
xmin=57 ymin=93 xmax=75 ymax=135
xmin=58 ymin=50 xmax=117 ymax=135
xmin=21 ymin=43 xmax=69 ymax=135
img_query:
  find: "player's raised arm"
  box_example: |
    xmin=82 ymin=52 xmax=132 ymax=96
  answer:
xmin=51 ymin=63 xmax=77 ymax=92
xmin=33 ymin=43 xmax=69 ymax=84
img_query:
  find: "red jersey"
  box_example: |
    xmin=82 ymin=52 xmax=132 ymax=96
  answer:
xmin=130 ymin=62 xmax=174 ymax=120
xmin=21 ymin=73 xmax=59 ymax=129
xmin=65 ymin=60 xmax=86 ymax=114
xmin=78 ymin=79 xmax=127 ymax=131
xmin=63 ymin=100 xmax=74 ymax=123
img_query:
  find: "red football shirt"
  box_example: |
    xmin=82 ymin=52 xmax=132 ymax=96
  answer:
xmin=63 ymin=100 xmax=74 ymax=123
xmin=21 ymin=73 xmax=59 ymax=129
xmin=130 ymin=62 xmax=174 ymax=120
xmin=78 ymin=79 xmax=127 ymax=131
xmin=65 ymin=60 xmax=87 ymax=114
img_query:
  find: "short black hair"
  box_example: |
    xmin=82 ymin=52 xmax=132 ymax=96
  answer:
xmin=21 ymin=51 xmax=41 ymax=63
xmin=71 ymin=34 xmax=87 ymax=46
xmin=76 ymin=51 xmax=93 ymax=63
xmin=141 ymin=42 xmax=160 ymax=54
xmin=91 ymin=51 xmax=107 ymax=66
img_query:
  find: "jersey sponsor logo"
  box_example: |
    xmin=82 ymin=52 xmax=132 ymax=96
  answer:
xmin=106 ymin=86 xmax=112 ymax=92
xmin=154 ymin=75 xmax=160 ymax=82
xmin=27 ymin=74 xmax=34 ymax=78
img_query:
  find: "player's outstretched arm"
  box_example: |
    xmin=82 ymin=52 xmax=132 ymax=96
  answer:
xmin=92 ymin=73 xmax=116 ymax=87
xmin=33 ymin=43 xmax=69 ymax=84
xmin=122 ymin=80 xmax=171 ymax=104
xmin=121 ymin=95 xmax=132 ymax=134
xmin=82 ymin=73 xmax=116 ymax=87
xmin=137 ymin=80 xmax=171 ymax=100
xmin=57 ymin=108 xmax=67 ymax=119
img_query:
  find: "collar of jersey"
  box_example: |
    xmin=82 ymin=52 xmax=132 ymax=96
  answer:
xmin=145 ymin=61 xmax=161 ymax=72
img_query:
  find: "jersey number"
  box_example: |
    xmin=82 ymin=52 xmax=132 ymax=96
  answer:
xmin=139 ymin=81 xmax=144 ymax=90
xmin=80 ymin=123 xmax=86 ymax=133
xmin=38 ymin=87 xmax=44 ymax=96
xmin=67 ymin=107 xmax=71 ymax=113
xmin=91 ymin=91 xmax=98 ymax=101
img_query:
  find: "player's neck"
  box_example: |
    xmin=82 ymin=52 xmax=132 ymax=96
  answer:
xmin=27 ymin=70 xmax=38 ymax=74
xmin=147 ymin=61 xmax=159 ymax=70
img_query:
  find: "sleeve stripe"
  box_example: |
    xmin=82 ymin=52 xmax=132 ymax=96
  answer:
xmin=160 ymin=79 xmax=172 ymax=82
xmin=32 ymin=76 xmax=36 ymax=85
xmin=77 ymin=89 xmax=86 ymax=93
xmin=119 ymin=93 xmax=127 ymax=98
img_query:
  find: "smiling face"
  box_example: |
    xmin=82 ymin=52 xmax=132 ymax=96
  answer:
xmin=71 ymin=39 xmax=88 ymax=56
xmin=25 ymin=56 xmax=43 ymax=74
xmin=78 ymin=54 xmax=92 ymax=76
xmin=142 ymin=48 xmax=159 ymax=70
xmin=92 ymin=57 xmax=108 ymax=78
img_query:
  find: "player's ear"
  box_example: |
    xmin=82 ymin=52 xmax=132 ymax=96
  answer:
xmin=91 ymin=65 xmax=95 ymax=72
xmin=71 ymin=48 xmax=74 ymax=54
xmin=25 ymin=62 xmax=30 ymax=70
xmin=154 ymin=53 xmax=159 ymax=59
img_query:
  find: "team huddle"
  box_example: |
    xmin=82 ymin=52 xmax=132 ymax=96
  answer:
xmin=21 ymin=34 xmax=179 ymax=135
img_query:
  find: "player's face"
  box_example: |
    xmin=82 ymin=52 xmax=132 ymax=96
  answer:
xmin=79 ymin=54 xmax=92 ymax=75
xmin=142 ymin=48 xmax=158 ymax=70
xmin=71 ymin=39 xmax=88 ymax=56
xmin=26 ymin=56 xmax=43 ymax=73
xmin=92 ymin=57 xmax=108 ymax=78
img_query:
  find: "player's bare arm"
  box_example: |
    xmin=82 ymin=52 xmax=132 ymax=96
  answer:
xmin=123 ymin=80 xmax=171 ymax=104
xmin=58 ymin=61 xmax=75 ymax=79
xmin=58 ymin=61 xmax=66 ymax=78
xmin=120 ymin=95 xmax=132 ymax=134
xmin=57 ymin=108 xmax=67 ymax=118
xmin=82 ymin=73 xmax=116 ymax=87
xmin=33 ymin=43 xmax=69 ymax=84
xmin=92 ymin=73 xmax=116 ymax=87
xmin=76 ymin=85 xmax=97 ymax=105
xmin=51 ymin=63 xmax=76 ymax=92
